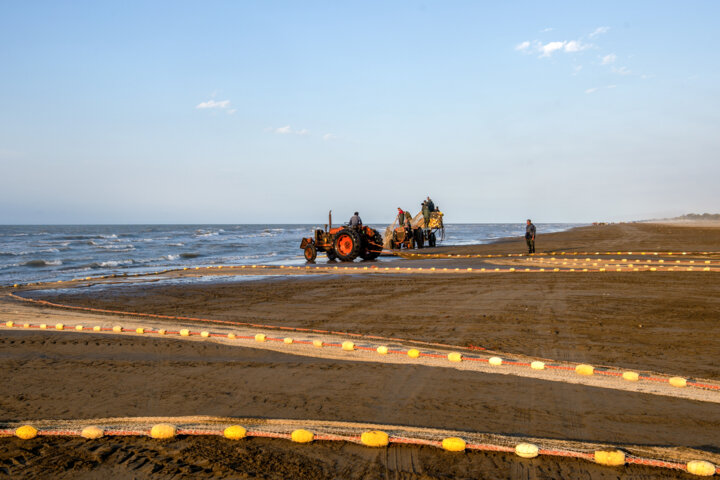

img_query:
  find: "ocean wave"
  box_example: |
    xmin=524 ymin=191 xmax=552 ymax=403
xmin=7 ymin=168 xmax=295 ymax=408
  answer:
xmin=36 ymin=240 xmax=70 ymax=247
xmin=0 ymin=247 xmax=60 ymax=256
xmin=168 ymin=243 xmax=184 ymax=247
xmin=180 ymin=252 xmax=201 ymax=259
xmin=90 ymin=242 xmax=135 ymax=251
xmin=23 ymin=259 xmax=63 ymax=267
xmin=95 ymin=260 xmax=133 ymax=268
xmin=166 ymin=254 xmax=180 ymax=260
xmin=235 ymin=232 xmax=276 ymax=239
xmin=222 ymin=252 xmax=279 ymax=262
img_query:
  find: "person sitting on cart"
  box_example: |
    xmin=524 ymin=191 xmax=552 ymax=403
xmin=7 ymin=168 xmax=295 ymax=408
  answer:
xmin=349 ymin=212 xmax=362 ymax=229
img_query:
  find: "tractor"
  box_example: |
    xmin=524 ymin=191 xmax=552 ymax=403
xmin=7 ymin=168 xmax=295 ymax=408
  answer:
xmin=300 ymin=211 xmax=384 ymax=262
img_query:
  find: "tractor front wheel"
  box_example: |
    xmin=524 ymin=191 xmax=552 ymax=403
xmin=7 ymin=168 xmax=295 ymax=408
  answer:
xmin=428 ymin=231 xmax=436 ymax=247
xmin=304 ymin=244 xmax=317 ymax=262
xmin=333 ymin=228 xmax=362 ymax=261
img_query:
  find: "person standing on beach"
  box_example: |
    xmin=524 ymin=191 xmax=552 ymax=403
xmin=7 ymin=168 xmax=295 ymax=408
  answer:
xmin=525 ymin=219 xmax=536 ymax=254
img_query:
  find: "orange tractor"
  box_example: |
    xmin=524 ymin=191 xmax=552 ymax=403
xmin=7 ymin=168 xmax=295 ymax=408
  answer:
xmin=300 ymin=211 xmax=383 ymax=262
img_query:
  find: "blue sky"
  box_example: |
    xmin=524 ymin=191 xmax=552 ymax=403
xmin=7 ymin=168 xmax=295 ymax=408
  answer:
xmin=1 ymin=1 xmax=718 ymax=224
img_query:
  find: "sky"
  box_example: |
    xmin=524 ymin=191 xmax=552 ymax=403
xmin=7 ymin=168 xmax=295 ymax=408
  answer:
xmin=1 ymin=1 xmax=718 ymax=224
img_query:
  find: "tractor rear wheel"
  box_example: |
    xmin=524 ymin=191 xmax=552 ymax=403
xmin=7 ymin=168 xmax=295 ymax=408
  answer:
xmin=304 ymin=244 xmax=317 ymax=262
xmin=414 ymin=229 xmax=424 ymax=249
xmin=333 ymin=228 xmax=361 ymax=261
xmin=360 ymin=230 xmax=383 ymax=260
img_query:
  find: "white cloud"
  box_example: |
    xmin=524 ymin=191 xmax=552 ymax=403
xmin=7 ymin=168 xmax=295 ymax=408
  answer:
xmin=227 ymin=109 xmax=237 ymax=115
xmin=540 ymin=27 xmax=553 ymax=33
xmin=572 ymin=65 xmax=583 ymax=75
xmin=269 ymin=125 xmax=310 ymax=135
xmin=589 ymin=26 xmax=610 ymax=38
xmin=196 ymin=99 xmax=231 ymax=109
xmin=539 ymin=41 xmax=566 ymax=57
xmin=564 ymin=40 xmax=590 ymax=53
xmin=606 ymin=84 xmax=617 ymax=89
xmin=519 ymin=39 xmax=593 ymax=58
xmin=322 ymin=133 xmax=337 ymax=141
xmin=601 ymin=53 xmax=617 ymax=65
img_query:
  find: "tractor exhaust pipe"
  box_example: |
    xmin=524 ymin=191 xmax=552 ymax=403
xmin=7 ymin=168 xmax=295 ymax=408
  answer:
xmin=328 ymin=210 xmax=332 ymax=230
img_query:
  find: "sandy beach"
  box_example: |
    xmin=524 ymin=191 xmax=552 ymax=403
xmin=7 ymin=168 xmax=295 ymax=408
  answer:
xmin=1 ymin=222 xmax=719 ymax=479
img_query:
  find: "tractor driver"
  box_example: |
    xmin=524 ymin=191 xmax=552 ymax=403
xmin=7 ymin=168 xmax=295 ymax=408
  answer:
xmin=349 ymin=212 xmax=363 ymax=229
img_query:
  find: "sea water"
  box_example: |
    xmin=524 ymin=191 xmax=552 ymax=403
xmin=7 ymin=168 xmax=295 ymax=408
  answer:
xmin=0 ymin=223 xmax=583 ymax=286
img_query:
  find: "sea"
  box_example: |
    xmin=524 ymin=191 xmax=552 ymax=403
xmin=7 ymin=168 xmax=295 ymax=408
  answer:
xmin=0 ymin=223 xmax=584 ymax=286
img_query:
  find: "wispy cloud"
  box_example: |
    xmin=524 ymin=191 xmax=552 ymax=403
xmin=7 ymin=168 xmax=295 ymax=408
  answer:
xmin=268 ymin=125 xmax=310 ymax=135
xmin=196 ymin=99 xmax=230 ymax=109
xmin=585 ymin=85 xmax=617 ymax=94
xmin=516 ymin=27 xmax=612 ymax=59
xmin=322 ymin=133 xmax=337 ymax=141
xmin=601 ymin=53 xmax=617 ymax=65
xmin=516 ymin=38 xmax=592 ymax=58
xmin=611 ymin=66 xmax=631 ymax=75
xmin=589 ymin=26 xmax=610 ymax=38
xmin=564 ymin=40 xmax=589 ymax=53
xmin=539 ymin=39 xmax=591 ymax=57
xmin=572 ymin=65 xmax=583 ymax=75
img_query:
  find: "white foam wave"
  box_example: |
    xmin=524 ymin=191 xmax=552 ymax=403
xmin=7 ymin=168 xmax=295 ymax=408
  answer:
xmin=97 ymin=260 xmax=133 ymax=267
xmin=96 ymin=244 xmax=135 ymax=251
xmin=1 ymin=248 xmax=60 ymax=256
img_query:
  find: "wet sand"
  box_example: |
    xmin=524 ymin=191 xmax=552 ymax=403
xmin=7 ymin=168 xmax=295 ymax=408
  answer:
xmin=1 ymin=222 xmax=719 ymax=479
xmin=2 ymin=331 xmax=718 ymax=479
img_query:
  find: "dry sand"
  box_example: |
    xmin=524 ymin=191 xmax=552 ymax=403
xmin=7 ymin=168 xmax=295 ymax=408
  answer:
xmin=1 ymin=222 xmax=719 ymax=479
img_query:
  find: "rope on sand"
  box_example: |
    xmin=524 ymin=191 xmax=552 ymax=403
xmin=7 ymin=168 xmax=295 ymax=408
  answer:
xmin=1 ymin=416 xmax=717 ymax=476
xmin=3 ymin=314 xmax=719 ymax=396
